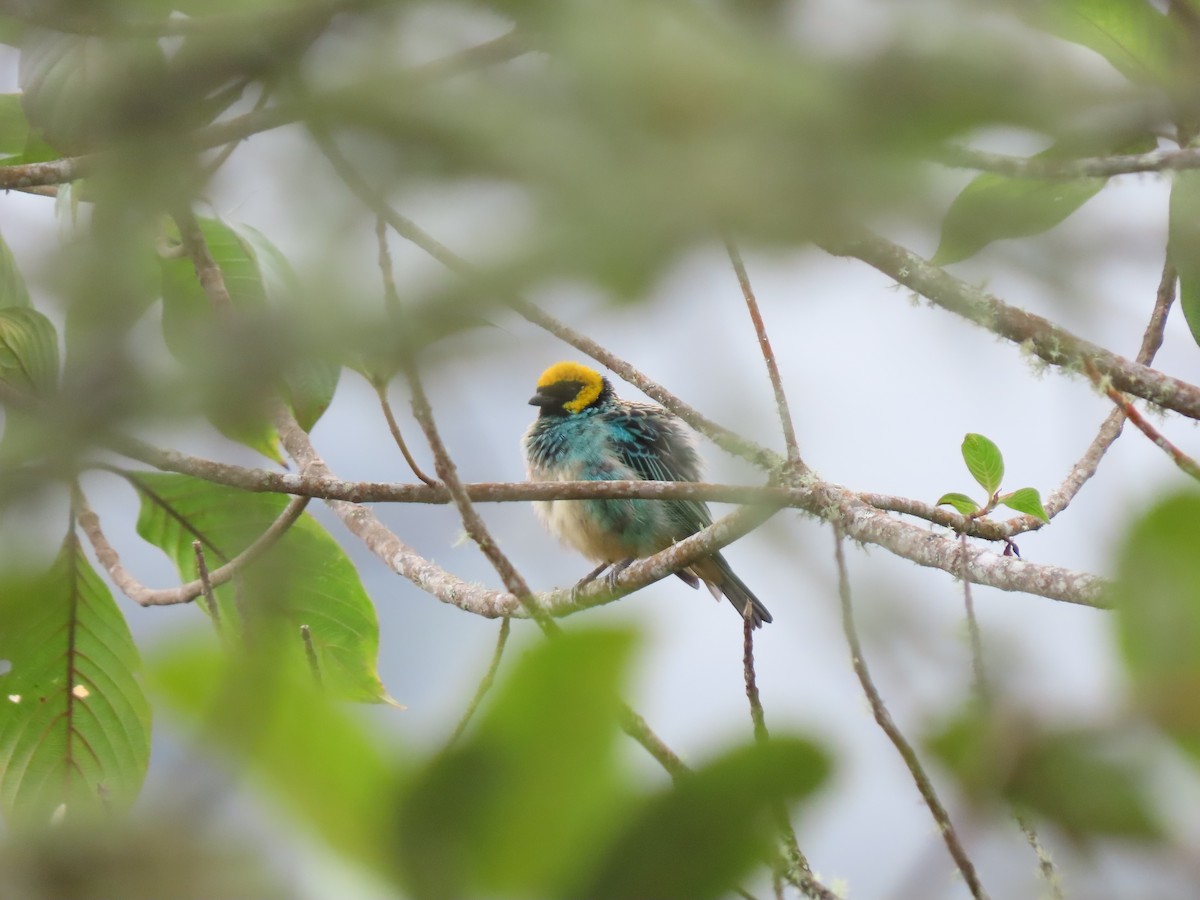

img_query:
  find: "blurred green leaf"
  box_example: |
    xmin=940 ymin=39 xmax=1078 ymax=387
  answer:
xmin=131 ymin=472 xmax=393 ymax=704
xmin=0 ymin=307 xmax=58 ymax=395
xmin=0 ymin=812 xmax=292 ymax=900
xmin=0 ymin=535 xmax=151 ymax=827
xmin=161 ymin=216 xmax=280 ymax=460
xmin=1169 ymin=169 xmax=1200 ymax=349
xmin=937 ymin=492 xmax=980 ymax=517
xmin=19 ymin=30 xmax=168 ymax=155
xmin=0 ymin=94 xmax=31 ymax=160
xmin=578 ymin=738 xmax=830 ymax=900
xmin=1113 ymin=491 xmax=1200 ymax=758
xmin=0 ymin=16 xmax=25 ymax=48
xmin=395 ymin=628 xmax=636 ymax=900
xmin=160 ymin=215 xmax=339 ymax=454
xmin=1008 ymin=730 xmax=1162 ymax=842
xmin=927 ymin=704 xmax=1161 ymax=843
xmin=934 ymin=171 xmax=1103 ymax=265
xmin=933 ymin=134 xmax=1156 ymax=264
xmin=999 ymin=487 xmax=1049 ymax=522
xmin=231 ymin=222 xmax=341 ymax=431
xmin=962 ymin=433 xmax=1004 ymax=497
xmin=0 ymin=233 xmax=31 ymax=309
xmin=1036 ymin=0 xmax=1179 ymax=85
xmin=149 ymin=637 xmax=397 ymax=872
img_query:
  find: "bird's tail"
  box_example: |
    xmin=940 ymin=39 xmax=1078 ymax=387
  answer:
xmin=689 ymin=553 xmax=773 ymax=628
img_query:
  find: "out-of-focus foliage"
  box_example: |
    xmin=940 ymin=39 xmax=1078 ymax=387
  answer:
xmin=1113 ymin=492 xmax=1200 ymax=761
xmin=926 ymin=703 xmax=1162 ymax=843
xmin=0 ymin=0 xmax=1197 ymax=896
xmin=132 ymin=471 xmax=390 ymax=703
xmin=0 ymin=537 xmax=151 ymax=827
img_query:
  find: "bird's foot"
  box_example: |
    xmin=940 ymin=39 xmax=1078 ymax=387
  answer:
xmin=603 ymin=557 xmax=636 ymax=594
xmin=571 ymin=562 xmax=612 ymax=602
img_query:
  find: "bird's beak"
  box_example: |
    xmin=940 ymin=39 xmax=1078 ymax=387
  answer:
xmin=529 ymin=391 xmax=555 ymax=407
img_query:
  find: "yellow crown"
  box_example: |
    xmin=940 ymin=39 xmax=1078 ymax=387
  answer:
xmin=536 ymin=361 xmax=605 ymax=413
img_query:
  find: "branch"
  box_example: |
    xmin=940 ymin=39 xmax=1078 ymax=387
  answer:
xmin=0 ymin=30 xmax=528 ymax=192
xmin=372 ymin=379 xmax=439 ymax=487
xmin=191 ymin=29 xmax=528 ymax=152
xmin=173 ymin=207 xmax=236 ymax=314
xmin=833 ymin=526 xmax=991 ymax=900
xmin=75 ymin=487 xmax=309 ymax=607
xmin=1035 ymin=256 xmax=1178 ymax=522
xmin=447 ymin=618 xmax=510 ymax=747
xmin=0 ymin=157 xmax=87 ymax=190
xmin=102 ymin=431 xmax=1109 ymax=607
xmin=1085 ymin=360 xmax=1200 ymax=480
xmin=822 ymin=229 xmax=1200 ymax=420
xmin=724 ymin=237 xmax=806 ymax=470
xmin=939 ymin=142 xmax=1200 ymax=179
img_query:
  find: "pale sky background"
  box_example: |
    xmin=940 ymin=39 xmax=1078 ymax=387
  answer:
xmin=3 ymin=2 xmax=1200 ymax=898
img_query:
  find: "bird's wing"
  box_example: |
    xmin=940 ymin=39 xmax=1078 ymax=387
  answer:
xmin=608 ymin=405 xmax=713 ymax=536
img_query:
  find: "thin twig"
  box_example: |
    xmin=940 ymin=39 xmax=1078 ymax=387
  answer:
xmin=173 ymin=206 xmax=236 ymax=315
xmin=959 ymin=540 xmax=1064 ymax=896
xmin=1036 ymin=257 xmax=1177 ymax=522
xmin=743 ymin=614 xmax=836 ymax=900
xmin=373 ymin=380 xmax=440 ymax=487
xmin=1084 ymin=360 xmax=1200 ymax=479
xmin=1017 ymin=816 xmax=1066 ymax=900
xmin=743 ymin=613 xmax=770 ymax=745
xmin=834 ymin=525 xmax=990 ymax=900
xmin=959 ymin=534 xmax=989 ymax=704
xmin=299 ymin=624 xmax=324 ymax=689
xmin=76 ymin=488 xmax=310 ymax=607
xmin=617 ymin=705 xmax=689 ymax=779
xmin=724 ymin=237 xmax=805 ymax=470
xmin=448 ymin=618 xmax=511 ymax=747
xmin=371 ymin=217 xmax=438 ymax=486
xmin=192 ymin=539 xmax=223 ymax=636
xmin=201 ymin=83 xmax=272 ymax=180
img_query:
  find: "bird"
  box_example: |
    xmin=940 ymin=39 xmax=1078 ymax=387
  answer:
xmin=522 ymin=360 xmax=773 ymax=627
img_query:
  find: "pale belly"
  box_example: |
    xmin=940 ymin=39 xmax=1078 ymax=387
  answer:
xmin=529 ymin=461 xmax=644 ymax=563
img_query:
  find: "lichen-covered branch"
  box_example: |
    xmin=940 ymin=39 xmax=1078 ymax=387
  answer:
xmin=823 ymin=229 xmax=1200 ymax=420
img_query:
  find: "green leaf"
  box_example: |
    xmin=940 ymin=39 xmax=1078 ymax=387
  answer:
xmin=1169 ymin=169 xmax=1200 ymax=349
xmin=0 ymin=308 xmax=58 ymax=395
xmin=0 ymin=234 xmax=30 ymax=309
xmin=961 ymin=433 xmax=1004 ymax=497
xmin=1036 ymin=0 xmax=1179 ymax=85
xmin=926 ymin=705 xmax=1161 ymax=842
xmin=131 ymin=472 xmax=392 ymax=704
xmin=149 ymin=637 xmax=397 ymax=872
xmin=0 ymin=536 xmax=151 ymax=827
xmin=0 ymin=16 xmax=26 ymax=48
xmin=395 ymin=629 xmax=637 ymax=900
xmin=231 ymin=222 xmax=341 ymax=431
xmin=578 ymin=738 xmax=830 ymax=900
xmin=1007 ymin=730 xmax=1161 ymax=842
xmin=934 ymin=133 xmax=1156 ymax=265
xmin=1112 ymin=491 xmax=1200 ymax=759
xmin=999 ymin=487 xmax=1049 ymax=523
xmin=160 ymin=216 xmax=280 ymax=460
xmin=0 ymin=94 xmax=31 ymax=160
xmin=936 ymin=492 xmax=980 ymax=516
xmin=160 ymin=215 xmax=338 ymax=454
xmin=935 ymin=167 xmax=1104 ymax=266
